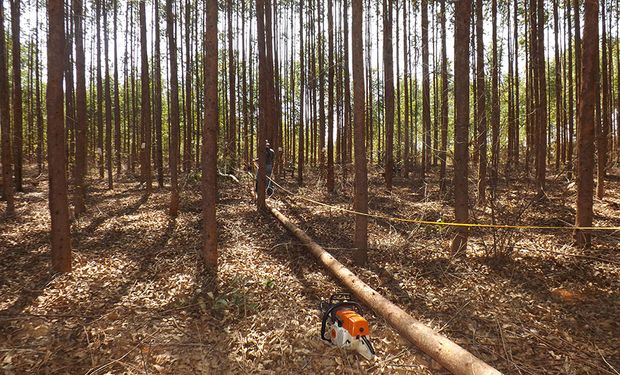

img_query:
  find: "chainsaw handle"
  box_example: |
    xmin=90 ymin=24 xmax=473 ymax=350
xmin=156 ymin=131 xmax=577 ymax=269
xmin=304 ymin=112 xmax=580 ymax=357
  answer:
xmin=320 ymin=301 xmax=362 ymax=341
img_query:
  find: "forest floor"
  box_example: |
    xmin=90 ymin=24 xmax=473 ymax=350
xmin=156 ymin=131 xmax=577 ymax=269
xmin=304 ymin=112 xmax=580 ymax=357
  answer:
xmin=1 ymin=164 xmax=619 ymax=374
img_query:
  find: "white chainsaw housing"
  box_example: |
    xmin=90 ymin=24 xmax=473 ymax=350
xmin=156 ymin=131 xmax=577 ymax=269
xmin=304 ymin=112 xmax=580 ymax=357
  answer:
xmin=328 ymin=322 xmax=375 ymax=360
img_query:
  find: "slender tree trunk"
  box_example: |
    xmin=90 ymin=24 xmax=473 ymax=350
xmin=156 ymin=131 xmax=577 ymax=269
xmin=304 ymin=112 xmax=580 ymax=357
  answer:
xmin=139 ymin=0 xmax=152 ymax=194
xmin=439 ymin=0 xmax=448 ymax=193
xmin=574 ymin=0 xmax=598 ymax=247
xmin=554 ymin=0 xmax=563 ymax=171
xmin=535 ymin=0 xmax=548 ymax=198
xmin=490 ymin=0 xmax=499 ymax=188
xmin=298 ymin=0 xmax=305 ymax=185
xmin=64 ymin=3 xmax=75 ymax=174
xmin=256 ymin=0 xmax=268 ymax=209
xmin=167 ymin=0 xmax=180 ymax=216
xmin=352 ymin=0 xmax=367 ymax=264
xmin=73 ymin=0 xmax=87 ymax=216
xmin=597 ymin=0 xmax=608 ymax=198
xmin=227 ymin=0 xmax=237 ymax=172
xmin=203 ymin=0 xmax=218 ymax=269
xmin=10 ymin=0 xmax=22 ymax=192
xmin=421 ymin=0 xmax=430 ymax=180
xmin=450 ymin=0 xmax=471 ymax=256
xmin=402 ymin=0 xmax=409 ymax=179
xmin=154 ymin=0 xmax=164 ymax=188
xmin=104 ymin=1 xmax=113 ymax=189
xmin=0 ymin=0 xmax=15 ymax=215
xmin=96 ymin=0 xmax=104 ymax=179
xmin=47 ymin=0 xmax=72 ymax=272
xmin=35 ymin=6 xmax=43 ymax=176
xmin=567 ymin=0 xmax=574 ymax=179
xmin=184 ymin=0 xmax=193 ymax=172
xmin=383 ymin=0 xmax=394 ymax=189
xmin=113 ymin=0 xmax=121 ymax=176
xmin=475 ymin=0 xmax=487 ymax=203
xmin=327 ymin=0 xmax=335 ymax=192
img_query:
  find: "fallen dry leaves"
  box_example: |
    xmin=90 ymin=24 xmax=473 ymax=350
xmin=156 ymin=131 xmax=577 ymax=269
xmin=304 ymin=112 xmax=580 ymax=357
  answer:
xmin=0 ymin=165 xmax=619 ymax=374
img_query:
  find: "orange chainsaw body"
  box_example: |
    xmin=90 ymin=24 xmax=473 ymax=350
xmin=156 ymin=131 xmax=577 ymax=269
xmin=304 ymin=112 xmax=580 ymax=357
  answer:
xmin=335 ymin=309 xmax=370 ymax=337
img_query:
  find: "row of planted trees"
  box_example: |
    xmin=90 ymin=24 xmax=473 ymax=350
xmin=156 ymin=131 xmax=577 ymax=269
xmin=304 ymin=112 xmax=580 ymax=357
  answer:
xmin=0 ymin=0 xmax=614 ymax=271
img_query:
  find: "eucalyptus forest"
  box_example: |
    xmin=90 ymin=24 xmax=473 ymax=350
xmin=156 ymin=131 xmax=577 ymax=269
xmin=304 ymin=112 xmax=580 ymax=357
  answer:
xmin=1 ymin=0 xmax=619 ymax=373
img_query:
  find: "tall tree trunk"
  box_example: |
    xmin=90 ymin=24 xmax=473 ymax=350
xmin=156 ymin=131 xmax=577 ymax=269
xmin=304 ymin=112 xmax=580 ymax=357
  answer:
xmin=139 ymin=0 xmax=152 ymax=194
xmin=352 ymin=0 xmax=367 ymax=264
xmin=439 ymin=0 xmax=448 ymax=194
xmin=475 ymin=0 xmax=487 ymax=203
xmin=64 ymin=2 xmax=75 ymax=174
xmin=421 ymin=0 xmax=430 ymax=179
xmin=597 ymin=0 xmax=608 ymax=198
xmin=96 ymin=0 xmax=104 ymax=179
xmin=567 ymin=0 xmax=574 ymax=179
xmin=574 ymin=0 xmax=598 ymax=247
xmin=402 ymin=0 xmax=409 ymax=179
xmin=554 ymin=0 xmax=563 ymax=171
xmin=167 ymin=0 xmax=180 ymax=216
xmin=383 ymin=0 xmax=394 ymax=189
xmin=326 ymin=0 xmax=335 ymax=192
xmin=154 ymin=0 xmax=164 ymax=188
xmin=227 ymin=0 xmax=237 ymax=172
xmin=104 ymin=0 xmax=113 ymax=189
xmin=203 ymin=0 xmax=218 ymax=269
xmin=10 ymin=0 xmax=22 ymax=192
xmin=490 ymin=0 xmax=499 ymax=188
xmin=35 ymin=6 xmax=43 ymax=176
xmin=183 ymin=0 xmax=193 ymax=172
xmin=256 ymin=0 xmax=268 ymax=209
xmin=0 ymin=0 xmax=15 ymax=215
xmin=113 ymin=0 xmax=121 ymax=176
xmin=450 ymin=0 xmax=471 ymax=256
xmin=535 ymin=0 xmax=548 ymax=198
xmin=298 ymin=0 xmax=305 ymax=185
xmin=47 ymin=0 xmax=72 ymax=272
xmin=73 ymin=0 xmax=87 ymax=216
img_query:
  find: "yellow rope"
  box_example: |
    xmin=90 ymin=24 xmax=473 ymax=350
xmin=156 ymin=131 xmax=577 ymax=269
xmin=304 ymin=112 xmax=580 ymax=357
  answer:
xmin=263 ymin=176 xmax=620 ymax=232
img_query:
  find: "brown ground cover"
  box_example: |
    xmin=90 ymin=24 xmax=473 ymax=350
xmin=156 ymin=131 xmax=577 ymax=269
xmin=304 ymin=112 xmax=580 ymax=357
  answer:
xmin=1 ymin=165 xmax=619 ymax=374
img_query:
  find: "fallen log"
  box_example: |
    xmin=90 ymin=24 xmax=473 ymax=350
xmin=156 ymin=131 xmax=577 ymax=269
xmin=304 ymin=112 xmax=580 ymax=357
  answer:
xmin=269 ymin=205 xmax=501 ymax=375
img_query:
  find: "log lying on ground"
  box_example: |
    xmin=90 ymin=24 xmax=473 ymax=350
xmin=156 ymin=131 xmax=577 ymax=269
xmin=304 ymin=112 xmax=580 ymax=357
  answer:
xmin=269 ymin=205 xmax=501 ymax=375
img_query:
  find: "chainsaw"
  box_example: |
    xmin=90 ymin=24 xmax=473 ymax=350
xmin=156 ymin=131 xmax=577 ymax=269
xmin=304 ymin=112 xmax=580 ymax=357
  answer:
xmin=320 ymin=293 xmax=376 ymax=360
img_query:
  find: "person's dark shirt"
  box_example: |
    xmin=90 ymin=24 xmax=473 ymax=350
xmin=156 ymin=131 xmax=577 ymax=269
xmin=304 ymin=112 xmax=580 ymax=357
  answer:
xmin=266 ymin=147 xmax=275 ymax=166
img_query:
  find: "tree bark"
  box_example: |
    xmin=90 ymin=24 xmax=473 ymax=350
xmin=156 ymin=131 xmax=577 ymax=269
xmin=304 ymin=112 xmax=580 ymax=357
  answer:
xmin=450 ymin=0 xmax=471 ymax=256
xmin=73 ymin=0 xmax=87 ymax=217
xmin=139 ymin=0 xmax=152 ymax=194
xmin=153 ymin=0 xmax=164 ymax=188
xmin=10 ymin=0 xmax=22 ymax=192
xmin=0 ymin=0 xmax=15 ymax=215
xmin=574 ymin=0 xmax=598 ymax=247
xmin=382 ymin=0 xmax=394 ymax=190
xmin=103 ymin=0 xmax=113 ymax=189
xmin=326 ymin=0 xmax=335 ymax=192
xmin=352 ymin=0 xmax=367 ymax=264
xmin=421 ymin=0 xmax=430 ymax=179
xmin=167 ymin=0 xmax=180 ymax=216
xmin=597 ymin=1 xmax=608 ymax=199
xmin=47 ymin=0 xmax=72 ymax=272
xmin=475 ymin=0 xmax=487 ymax=203
xmin=203 ymin=0 xmax=218 ymax=268
xmin=227 ymin=0 xmax=237 ymax=172
xmin=439 ymin=0 xmax=448 ymax=193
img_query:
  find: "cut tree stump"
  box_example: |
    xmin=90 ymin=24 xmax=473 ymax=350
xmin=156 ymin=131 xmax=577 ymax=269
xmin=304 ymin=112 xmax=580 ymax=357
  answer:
xmin=269 ymin=204 xmax=501 ymax=375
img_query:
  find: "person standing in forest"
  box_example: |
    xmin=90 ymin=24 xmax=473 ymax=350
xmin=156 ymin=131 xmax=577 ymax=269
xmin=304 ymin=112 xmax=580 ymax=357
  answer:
xmin=255 ymin=140 xmax=275 ymax=199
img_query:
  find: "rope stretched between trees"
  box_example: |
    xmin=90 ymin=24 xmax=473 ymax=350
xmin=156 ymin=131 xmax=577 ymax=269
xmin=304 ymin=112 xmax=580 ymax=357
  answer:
xmin=263 ymin=176 xmax=620 ymax=232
